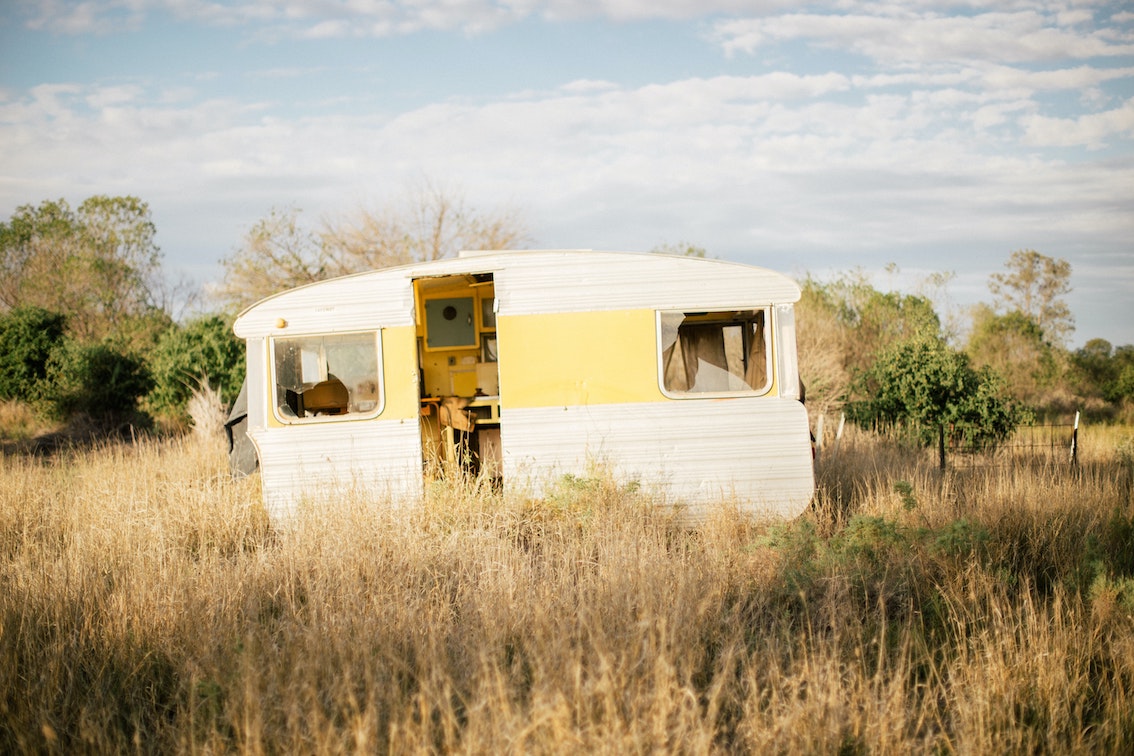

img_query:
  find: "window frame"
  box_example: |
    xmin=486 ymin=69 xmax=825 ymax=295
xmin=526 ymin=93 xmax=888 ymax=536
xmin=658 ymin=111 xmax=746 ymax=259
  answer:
xmin=655 ymin=308 xmax=774 ymax=399
xmin=268 ymin=329 xmax=385 ymax=425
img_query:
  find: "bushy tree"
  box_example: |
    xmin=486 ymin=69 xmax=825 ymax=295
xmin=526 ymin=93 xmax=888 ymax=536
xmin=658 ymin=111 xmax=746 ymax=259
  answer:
xmin=0 ymin=307 xmax=67 ymax=403
xmin=848 ymin=331 xmax=1022 ymax=453
xmin=0 ymin=304 xmax=155 ymax=427
xmin=966 ymin=305 xmax=1061 ymax=407
xmin=1116 ymin=360 xmax=1134 ymax=405
xmin=324 ymin=181 xmax=527 ymax=269
xmin=795 ymin=270 xmax=942 ymax=413
xmin=212 ymin=206 xmax=326 ymax=313
xmin=1070 ymin=339 xmax=1134 ymax=405
xmin=988 ymin=249 xmax=1073 ymax=345
xmin=147 ymin=315 xmax=245 ymax=420
xmin=806 ymin=272 xmax=939 ymax=361
xmin=0 ymin=196 xmax=170 ymax=350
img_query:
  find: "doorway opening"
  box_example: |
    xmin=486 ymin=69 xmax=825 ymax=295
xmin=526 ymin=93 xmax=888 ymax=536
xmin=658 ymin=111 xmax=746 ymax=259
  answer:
xmin=413 ymin=273 xmax=501 ymax=482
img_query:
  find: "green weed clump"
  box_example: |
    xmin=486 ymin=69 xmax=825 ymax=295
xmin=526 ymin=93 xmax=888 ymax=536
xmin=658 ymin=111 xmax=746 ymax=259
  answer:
xmin=2 ymin=428 xmax=1133 ymax=753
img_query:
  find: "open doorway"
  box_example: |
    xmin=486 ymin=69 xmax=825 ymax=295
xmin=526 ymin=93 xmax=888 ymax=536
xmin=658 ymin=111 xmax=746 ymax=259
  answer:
xmin=413 ymin=273 xmax=501 ymax=481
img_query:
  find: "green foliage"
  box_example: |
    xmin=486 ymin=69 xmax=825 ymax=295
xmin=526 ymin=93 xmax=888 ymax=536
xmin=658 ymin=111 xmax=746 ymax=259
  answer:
xmin=1116 ymin=363 xmax=1134 ymax=404
xmin=966 ymin=306 xmax=1061 ymax=407
xmin=0 ymin=304 xmax=156 ymax=426
xmin=796 ymin=270 xmax=944 ymax=413
xmin=147 ymin=316 xmax=245 ymax=420
xmin=1070 ymin=339 xmax=1134 ymax=405
xmin=44 ymin=339 xmax=153 ymax=421
xmin=848 ymin=331 xmax=1022 ymax=449
xmin=0 ymin=196 xmax=169 ymax=350
xmin=831 ymin=515 xmax=907 ymax=569
xmin=931 ymin=519 xmax=991 ymax=559
xmin=802 ymin=271 xmax=940 ymax=357
xmin=0 ymin=306 xmax=67 ymax=403
xmin=1089 ymin=573 xmax=1134 ymax=617
xmin=755 ymin=514 xmax=996 ymax=632
xmin=753 ymin=519 xmax=821 ymax=595
xmin=893 ymin=480 xmax=918 ymax=510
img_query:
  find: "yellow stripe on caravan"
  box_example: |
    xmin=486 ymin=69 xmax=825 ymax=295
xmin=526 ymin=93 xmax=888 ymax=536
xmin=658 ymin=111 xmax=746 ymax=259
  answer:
xmin=497 ymin=309 xmax=665 ymax=408
xmin=380 ymin=325 xmax=421 ymax=421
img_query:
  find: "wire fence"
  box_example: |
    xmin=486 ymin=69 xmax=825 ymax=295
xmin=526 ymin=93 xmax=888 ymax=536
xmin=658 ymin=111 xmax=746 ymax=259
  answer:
xmin=813 ymin=411 xmax=1081 ymax=470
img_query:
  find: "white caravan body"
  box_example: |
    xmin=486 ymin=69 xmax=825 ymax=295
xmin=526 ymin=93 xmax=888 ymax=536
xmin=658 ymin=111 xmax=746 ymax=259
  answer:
xmin=233 ymin=250 xmax=814 ymax=521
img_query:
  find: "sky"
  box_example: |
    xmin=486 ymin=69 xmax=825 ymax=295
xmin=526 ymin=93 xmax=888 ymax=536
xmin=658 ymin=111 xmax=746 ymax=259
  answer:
xmin=1 ymin=0 xmax=1132 ymax=348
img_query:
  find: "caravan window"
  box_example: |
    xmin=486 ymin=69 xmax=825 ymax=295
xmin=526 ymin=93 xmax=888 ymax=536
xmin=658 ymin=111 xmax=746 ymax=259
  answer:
xmin=271 ymin=331 xmax=382 ymax=422
xmin=658 ymin=310 xmax=771 ymax=396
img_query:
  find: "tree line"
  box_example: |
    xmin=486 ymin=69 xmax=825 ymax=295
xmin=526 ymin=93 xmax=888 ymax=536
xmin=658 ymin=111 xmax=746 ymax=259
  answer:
xmin=1 ymin=191 xmax=1130 ymax=445
xmin=795 ymin=249 xmax=1134 ymax=454
xmin=0 ymin=187 xmax=526 ymax=439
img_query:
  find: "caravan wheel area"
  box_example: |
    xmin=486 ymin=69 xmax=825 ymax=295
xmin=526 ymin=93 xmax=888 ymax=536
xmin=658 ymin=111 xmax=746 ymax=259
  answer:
xmin=232 ymin=250 xmax=815 ymax=522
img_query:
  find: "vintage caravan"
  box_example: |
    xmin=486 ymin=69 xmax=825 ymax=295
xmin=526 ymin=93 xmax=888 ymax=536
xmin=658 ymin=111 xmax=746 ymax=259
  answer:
xmin=231 ymin=250 xmax=814 ymax=521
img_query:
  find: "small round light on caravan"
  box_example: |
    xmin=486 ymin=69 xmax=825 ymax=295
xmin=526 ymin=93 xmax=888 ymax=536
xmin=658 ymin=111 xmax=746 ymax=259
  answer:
xmin=275 ymin=318 xmax=287 ymax=329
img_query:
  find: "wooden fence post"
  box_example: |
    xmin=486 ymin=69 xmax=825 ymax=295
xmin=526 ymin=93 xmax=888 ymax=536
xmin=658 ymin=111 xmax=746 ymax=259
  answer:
xmin=1070 ymin=410 xmax=1080 ymax=467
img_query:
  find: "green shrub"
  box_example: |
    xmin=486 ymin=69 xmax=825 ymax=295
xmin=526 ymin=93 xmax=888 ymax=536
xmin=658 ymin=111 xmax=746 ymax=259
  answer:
xmin=0 ymin=306 xmax=67 ymax=403
xmin=45 ymin=339 xmax=153 ymax=420
xmin=847 ymin=331 xmax=1023 ymax=451
xmin=147 ymin=315 xmax=245 ymax=420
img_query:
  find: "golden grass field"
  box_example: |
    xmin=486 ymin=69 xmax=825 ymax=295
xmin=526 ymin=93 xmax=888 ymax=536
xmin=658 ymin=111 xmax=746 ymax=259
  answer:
xmin=2 ymin=419 xmax=1133 ymax=753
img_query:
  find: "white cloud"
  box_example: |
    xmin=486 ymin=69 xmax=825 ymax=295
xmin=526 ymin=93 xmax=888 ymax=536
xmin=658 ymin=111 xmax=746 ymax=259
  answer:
xmin=560 ymin=79 xmax=620 ymax=94
xmin=1022 ymin=98 xmax=1134 ymax=148
xmin=84 ymin=84 xmax=143 ymax=108
xmin=977 ymin=64 xmax=1134 ymax=93
xmin=4 ymin=72 xmax=1129 ymax=238
xmin=16 ymin=0 xmax=1134 ymax=52
xmin=712 ymin=10 xmax=1134 ymax=66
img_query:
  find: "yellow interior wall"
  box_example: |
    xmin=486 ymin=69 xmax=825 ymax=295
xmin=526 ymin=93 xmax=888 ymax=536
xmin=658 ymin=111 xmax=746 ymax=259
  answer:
xmin=497 ymin=309 xmax=665 ymax=407
xmin=415 ymin=279 xmax=496 ymax=399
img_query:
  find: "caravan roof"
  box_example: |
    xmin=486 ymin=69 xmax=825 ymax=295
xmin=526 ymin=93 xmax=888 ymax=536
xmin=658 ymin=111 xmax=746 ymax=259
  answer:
xmin=234 ymin=249 xmax=801 ymax=338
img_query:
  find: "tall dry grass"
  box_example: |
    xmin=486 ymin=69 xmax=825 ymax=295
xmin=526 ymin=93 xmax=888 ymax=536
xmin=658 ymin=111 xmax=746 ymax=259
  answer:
xmin=2 ymin=424 xmax=1133 ymax=753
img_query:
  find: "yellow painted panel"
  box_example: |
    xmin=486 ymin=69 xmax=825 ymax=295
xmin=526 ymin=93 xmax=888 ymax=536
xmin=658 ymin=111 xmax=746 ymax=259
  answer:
xmin=380 ymin=325 xmax=420 ymax=420
xmin=497 ymin=309 xmax=664 ymax=407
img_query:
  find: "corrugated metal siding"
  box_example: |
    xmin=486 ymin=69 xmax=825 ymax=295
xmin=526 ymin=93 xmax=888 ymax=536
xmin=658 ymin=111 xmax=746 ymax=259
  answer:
xmin=250 ymin=419 xmax=423 ymax=520
xmin=234 ymin=274 xmax=414 ymax=337
xmin=234 ymin=251 xmax=802 ymax=338
xmin=491 ymin=252 xmax=801 ymax=314
xmin=501 ymin=398 xmax=814 ymax=518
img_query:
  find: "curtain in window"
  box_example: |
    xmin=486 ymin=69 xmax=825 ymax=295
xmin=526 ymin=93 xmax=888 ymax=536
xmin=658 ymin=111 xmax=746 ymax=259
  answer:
xmin=662 ymin=312 xmax=768 ymax=393
xmin=744 ymin=314 xmax=767 ymax=390
xmin=664 ymin=324 xmax=729 ymax=392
